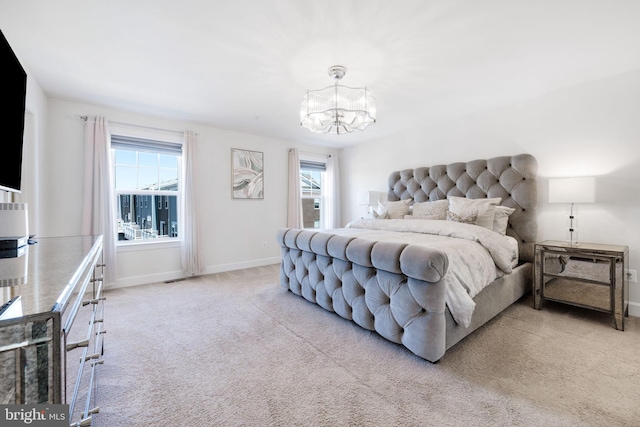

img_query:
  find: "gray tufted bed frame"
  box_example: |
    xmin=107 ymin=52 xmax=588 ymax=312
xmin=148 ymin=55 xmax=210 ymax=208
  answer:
xmin=276 ymin=154 xmax=538 ymax=362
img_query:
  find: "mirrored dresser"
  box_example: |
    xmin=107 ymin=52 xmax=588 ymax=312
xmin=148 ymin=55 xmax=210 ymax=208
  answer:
xmin=0 ymin=235 xmax=105 ymax=426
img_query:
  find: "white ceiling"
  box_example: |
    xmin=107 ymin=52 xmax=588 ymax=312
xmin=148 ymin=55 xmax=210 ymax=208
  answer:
xmin=1 ymin=0 xmax=639 ymax=148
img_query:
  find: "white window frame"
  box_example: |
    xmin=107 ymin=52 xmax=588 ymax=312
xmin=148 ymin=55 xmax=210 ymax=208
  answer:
xmin=111 ymin=134 xmax=183 ymax=247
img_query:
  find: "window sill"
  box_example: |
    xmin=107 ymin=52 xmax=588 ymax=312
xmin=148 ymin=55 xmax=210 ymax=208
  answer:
xmin=116 ymin=239 xmax=181 ymax=252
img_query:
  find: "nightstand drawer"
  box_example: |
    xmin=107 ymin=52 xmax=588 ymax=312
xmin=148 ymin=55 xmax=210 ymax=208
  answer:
xmin=543 ymin=277 xmax=611 ymax=311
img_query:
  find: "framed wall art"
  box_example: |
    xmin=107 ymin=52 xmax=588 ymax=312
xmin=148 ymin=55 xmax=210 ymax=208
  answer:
xmin=232 ymin=148 xmax=264 ymax=199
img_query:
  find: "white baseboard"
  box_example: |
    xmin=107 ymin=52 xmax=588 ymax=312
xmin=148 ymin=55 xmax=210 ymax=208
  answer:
xmin=628 ymin=301 xmax=640 ymax=318
xmin=109 ymin=270 xmax=185 ymax=289
xmin=202 ymin=256 xmax=281 ymax=275
xmin=109 ymin=256 xmax=281 ymax=289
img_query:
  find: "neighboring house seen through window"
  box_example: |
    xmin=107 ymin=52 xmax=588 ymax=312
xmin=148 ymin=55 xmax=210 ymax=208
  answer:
xmin=112 ymin=135 xmax=181 ymax=242
xmin=300 ymin=159 xmax=325 ymax=229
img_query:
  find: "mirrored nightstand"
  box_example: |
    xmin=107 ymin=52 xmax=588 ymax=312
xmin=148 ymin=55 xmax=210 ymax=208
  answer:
xmin=533 ymin=240 xmax=629 ymax=330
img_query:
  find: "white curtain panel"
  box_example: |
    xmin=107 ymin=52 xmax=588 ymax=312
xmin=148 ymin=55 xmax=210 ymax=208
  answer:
xmin=324 ymin=154 xmax=341 ymax=228
xmin=287 ymin=148 xmax=303 ymax=228
xmin=81 ymin=116 xmax=117 ymax=285
xmin=180 ymin=130 xmax=204 ymax=276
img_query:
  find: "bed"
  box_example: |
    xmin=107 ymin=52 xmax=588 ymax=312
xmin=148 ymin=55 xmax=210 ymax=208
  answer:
xmin=276 ymin=154 xmax=537 ymax=362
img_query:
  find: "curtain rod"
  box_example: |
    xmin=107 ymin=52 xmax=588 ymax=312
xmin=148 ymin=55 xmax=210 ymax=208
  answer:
xmin=77 ymin=115 xmax=188 ymax=136
xmin=289 ymin=148 xmax=332 ymax=158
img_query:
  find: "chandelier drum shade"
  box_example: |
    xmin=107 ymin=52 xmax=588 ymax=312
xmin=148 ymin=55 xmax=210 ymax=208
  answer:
xmin=300 ymin=65 xmax=376 ymax=135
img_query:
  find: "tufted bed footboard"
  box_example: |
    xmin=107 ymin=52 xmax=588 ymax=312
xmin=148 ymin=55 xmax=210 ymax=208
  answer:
xmin=277 ymin=228 xmax=452 ymax=361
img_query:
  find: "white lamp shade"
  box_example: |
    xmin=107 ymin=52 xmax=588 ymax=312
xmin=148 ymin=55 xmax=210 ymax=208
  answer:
xmin=356 ymin=191 xmax=380 ymax=206
xmin=548 ymin=177 xmax=595 ymax=203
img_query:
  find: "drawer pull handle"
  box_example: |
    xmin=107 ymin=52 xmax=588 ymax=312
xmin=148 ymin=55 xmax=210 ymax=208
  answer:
xmin=70 ymin=415 xmax=92 ymax=427
xmin=93 ymin=318 xmax=104 ymax=324
xmin=82 ymin=353 xmax=100 ymax=363
xmin=90 ymin=277 xmax=103 ymax=283
xmin=82 ymin=297 xmax=106 ymax=306
xmin=96 ymin=330 xmax=107 ymax=335
xmin=91 ymin=359 xmax=104 ymax=367
xmin=88 ymin=407 xmax=100 ymax=415
xmin=66 ymin=338 xmax=89 ymax=351
xmin=96 ymin=264 xmax=106 ymax=268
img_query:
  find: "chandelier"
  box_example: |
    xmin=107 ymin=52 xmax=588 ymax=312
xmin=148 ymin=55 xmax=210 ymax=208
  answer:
xmin=300 ymin=65 xmax=376 ymax=134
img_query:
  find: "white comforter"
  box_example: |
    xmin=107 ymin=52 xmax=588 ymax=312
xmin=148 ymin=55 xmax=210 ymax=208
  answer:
xmin=328 ymin=219 xmax=519 ymax=328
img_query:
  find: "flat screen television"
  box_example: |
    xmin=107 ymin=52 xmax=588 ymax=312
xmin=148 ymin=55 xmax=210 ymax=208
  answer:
xmin=0 ymin=28 xmax=27 ymax=194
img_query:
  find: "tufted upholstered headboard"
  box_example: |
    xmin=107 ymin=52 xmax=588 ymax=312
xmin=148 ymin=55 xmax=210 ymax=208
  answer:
xmin=387 ymin=153 xmax=538 ymax=263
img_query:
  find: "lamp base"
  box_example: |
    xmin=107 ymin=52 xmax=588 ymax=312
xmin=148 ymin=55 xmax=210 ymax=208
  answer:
xmin=567 ymin=204 xmax=580 ymax=248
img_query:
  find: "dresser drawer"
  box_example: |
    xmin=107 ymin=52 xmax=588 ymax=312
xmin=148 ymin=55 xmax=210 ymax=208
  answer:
xmin=64 ymin=258 xmax=105 ymax=426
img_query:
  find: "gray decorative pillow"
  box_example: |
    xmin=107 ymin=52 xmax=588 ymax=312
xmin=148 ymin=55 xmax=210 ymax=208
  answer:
xmin=447 ymin=209 xmax=478 ymax=224
xmin=412 ymin=200 xmax=448 ymax=220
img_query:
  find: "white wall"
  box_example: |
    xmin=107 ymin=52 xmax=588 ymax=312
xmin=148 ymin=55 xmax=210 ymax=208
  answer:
xmin=41 ymin=99 xmax=338 ymax=287
xmin=340 ymin=69 xmax=640 ymax=315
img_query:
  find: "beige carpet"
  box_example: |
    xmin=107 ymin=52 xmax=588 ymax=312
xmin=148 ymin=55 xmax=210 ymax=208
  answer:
xmin=94 ymin=264 xmax=640 ymax=426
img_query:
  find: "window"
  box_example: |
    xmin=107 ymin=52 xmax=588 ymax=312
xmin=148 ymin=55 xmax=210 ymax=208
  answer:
xmin=112 ymin=135 xmax=181 ymax=242
xmin=300 ymin=160 xmax=325 ymax=229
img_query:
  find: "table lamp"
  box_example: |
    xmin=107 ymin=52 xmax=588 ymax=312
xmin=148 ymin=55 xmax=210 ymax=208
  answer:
xmin=356 ymin=191 xmax=380 ymax=217
xmin=548 ymin=177 xmax=595 ymax=247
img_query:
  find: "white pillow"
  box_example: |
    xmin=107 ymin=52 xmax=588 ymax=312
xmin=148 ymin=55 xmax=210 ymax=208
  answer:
xmin=412 ymin=200 xmax=448 ymax=220
xmin=493 ymin=206 xmax=516 ymax=235
xmin=374 ymin=200 xmax=389 ymax=219
xmin=374 ymin=212 xmax=389 ymax=219
xmin=448 ymin=197 xmax=501 ymax=230
xmin=376 ymin=199 xmax=412 ymax=219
